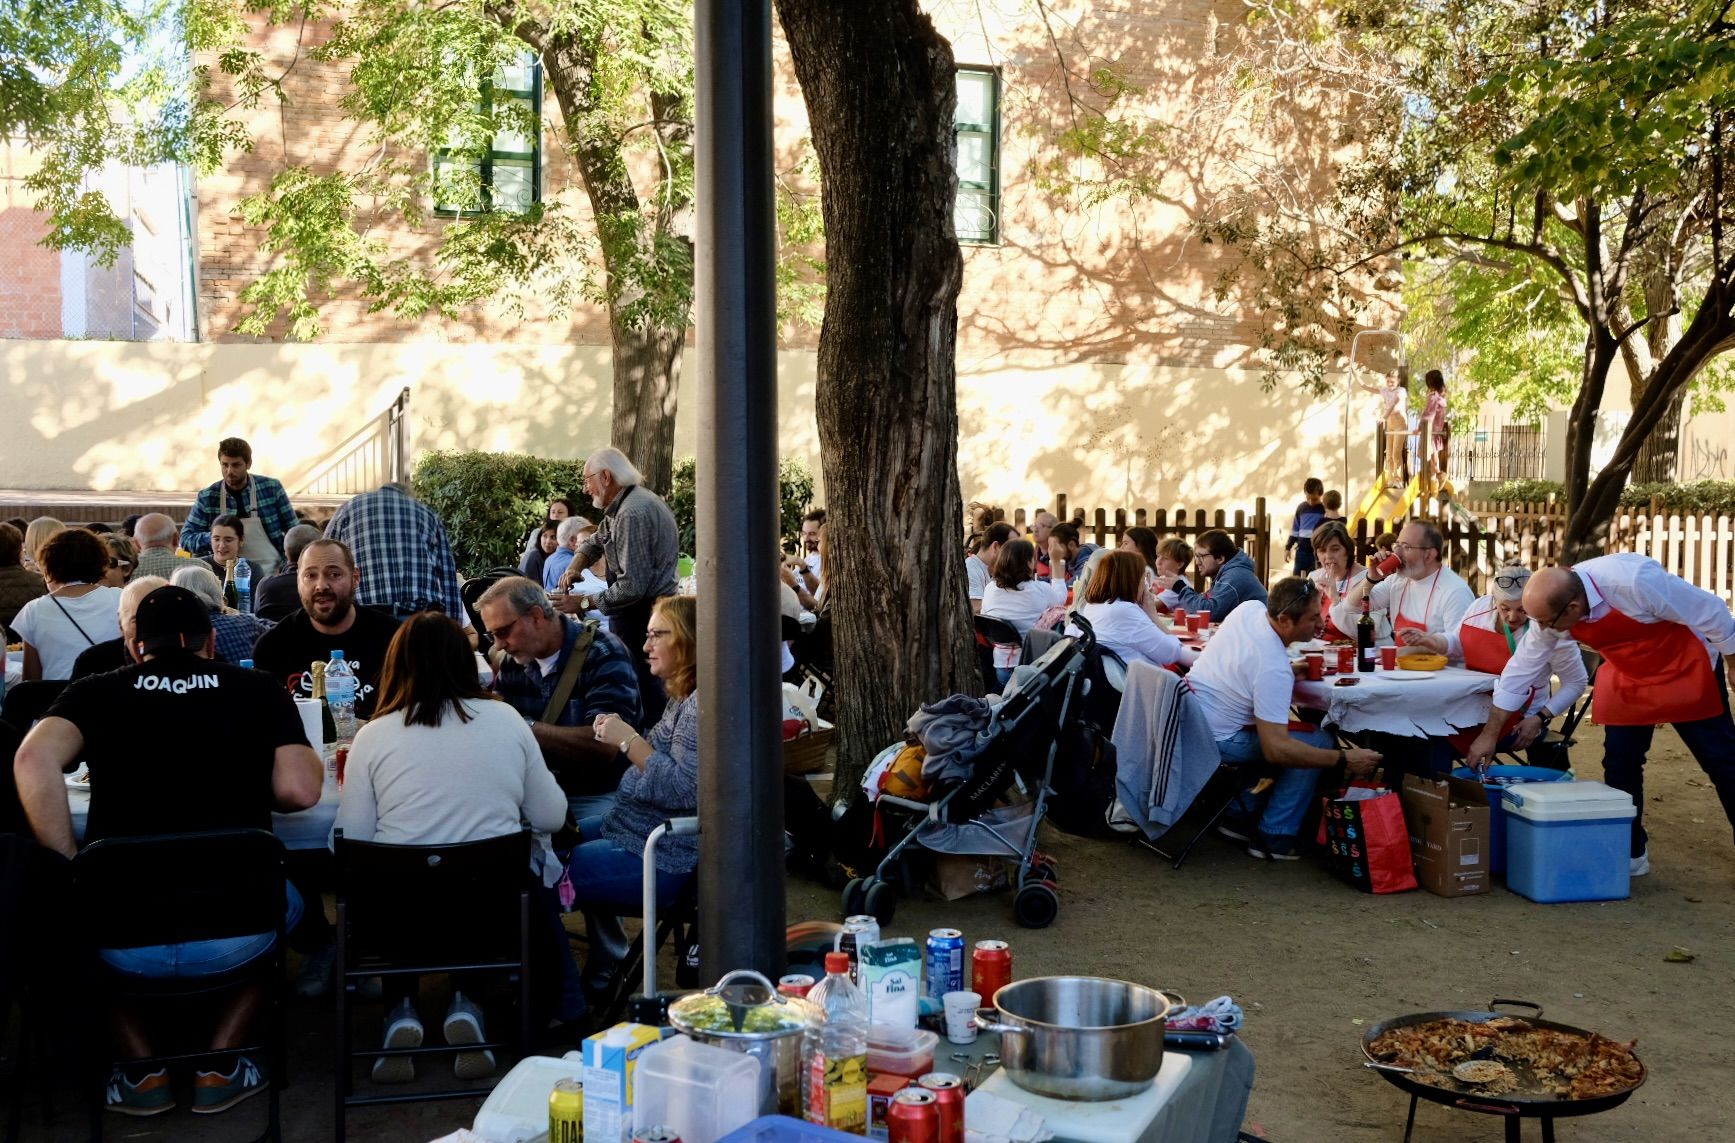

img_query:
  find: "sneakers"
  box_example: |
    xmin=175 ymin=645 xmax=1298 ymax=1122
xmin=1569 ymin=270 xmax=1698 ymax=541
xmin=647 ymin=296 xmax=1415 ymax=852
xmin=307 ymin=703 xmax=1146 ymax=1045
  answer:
xmin=1630 ymin=849 xmax=1650 ymax=877
xmin=371 ymin=999 xmax=425 ymax=1084
xmin=1248 ymin=836 xmax=1302 ymax=861
xmin=192 ymin=1056 xmax=267 ymax=1115
xmin=1215 ymin=818 xmax=1254 ymax=844
xmin=444 ymin=991 xmax=497 ymax=1081
xmin=106 ymin=1067 xmax=174 ymax=1117
xmin=294 ymin=945 xmax=335 ymax=998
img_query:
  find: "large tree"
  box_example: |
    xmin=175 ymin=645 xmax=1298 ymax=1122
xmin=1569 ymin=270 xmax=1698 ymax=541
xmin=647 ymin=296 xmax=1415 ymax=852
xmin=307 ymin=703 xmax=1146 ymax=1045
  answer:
xmin=775 ymin=0 xmax=980 ymax=797
xmin=1197 ymin=0 xmax=1735 ymax=552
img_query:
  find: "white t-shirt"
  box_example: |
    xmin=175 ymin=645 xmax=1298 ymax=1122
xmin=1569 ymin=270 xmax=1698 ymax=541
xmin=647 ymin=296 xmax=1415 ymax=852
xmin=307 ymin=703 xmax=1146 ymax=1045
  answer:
xmin=1185 ymin=600 xmax=1295 ymax=740
xmin=11 ymin=587 xmax=123 ymax=680
xmin=1068 ymin=600 xmax=1187 ymax=668
xmin=334 ymin=697 xmax=568 ymax=885
xmin=966 ymin=554 xmax=990 ymax=602
xmin=982 ymin=578 xmax=1067 ymax=636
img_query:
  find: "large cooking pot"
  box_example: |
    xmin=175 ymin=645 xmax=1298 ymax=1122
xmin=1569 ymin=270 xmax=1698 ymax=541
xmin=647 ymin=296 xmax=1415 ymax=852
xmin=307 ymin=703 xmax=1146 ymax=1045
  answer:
xmin=975 ymin=976 xmax=1185 ymax=1101
xmin=667 ymin=970 xmax=821 ymax=1116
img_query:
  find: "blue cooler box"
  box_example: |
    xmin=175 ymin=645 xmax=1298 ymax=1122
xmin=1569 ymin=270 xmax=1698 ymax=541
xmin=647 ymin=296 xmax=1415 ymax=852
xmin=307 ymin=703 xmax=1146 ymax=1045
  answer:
xmin=1502 ymin=781 xmax=1636 ymax=903
xmin=1452 ymin=766 xmax=1571 ymax=874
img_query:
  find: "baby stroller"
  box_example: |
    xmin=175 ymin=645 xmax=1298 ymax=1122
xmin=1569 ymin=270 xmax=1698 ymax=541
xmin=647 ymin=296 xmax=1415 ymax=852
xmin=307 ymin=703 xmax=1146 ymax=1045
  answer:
xmin=840 ymin=624 xmax=1097 ymax=929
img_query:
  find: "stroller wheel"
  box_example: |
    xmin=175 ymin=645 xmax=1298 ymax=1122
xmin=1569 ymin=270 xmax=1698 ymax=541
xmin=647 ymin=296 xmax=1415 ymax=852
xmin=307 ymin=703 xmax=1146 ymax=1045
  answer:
xmin=864 ymin=879 xmax=898 ymax=925
xmin=1013 ymin=881 xmax=1060 ymax=929
xmin=841 ymin=878 xmax=867 ymax=918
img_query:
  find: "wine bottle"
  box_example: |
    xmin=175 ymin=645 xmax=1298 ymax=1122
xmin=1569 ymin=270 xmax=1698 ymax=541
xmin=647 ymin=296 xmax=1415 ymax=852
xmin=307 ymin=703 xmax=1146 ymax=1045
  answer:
xmin=1357 ymin=597 xmax=1377 ymax=673
xmin=222 ymin=558 xmax=239 ymax=610
xmin=309 ymin=660 xmax=337 ymax=744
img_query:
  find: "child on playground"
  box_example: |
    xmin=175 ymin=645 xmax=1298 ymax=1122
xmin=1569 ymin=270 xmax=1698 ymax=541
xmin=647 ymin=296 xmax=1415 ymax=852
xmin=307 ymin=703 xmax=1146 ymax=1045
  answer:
xmin=1286 ymin=477 xmax=1327 ymax=574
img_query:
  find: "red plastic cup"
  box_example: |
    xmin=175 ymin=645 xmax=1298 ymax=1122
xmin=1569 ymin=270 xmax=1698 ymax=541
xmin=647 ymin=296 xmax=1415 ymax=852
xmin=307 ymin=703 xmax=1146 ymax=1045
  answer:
xmin=1378 ymin=554 xmax=1402 ymax=578
xmin=1337 ymin=646 xmax=1356 ymax=673
xmin=1380 ymin=646 xmax=1398 ymax=671
xmin=1172 ymin=608 xmax=1188 ymax=625
xmin=1305 ymin=653 xmax=1324 ymax=681
xmin=1187 ymin=613 xmax=1206 ymax=635
xmin=334 ymin=745 xmax=349 ymax=790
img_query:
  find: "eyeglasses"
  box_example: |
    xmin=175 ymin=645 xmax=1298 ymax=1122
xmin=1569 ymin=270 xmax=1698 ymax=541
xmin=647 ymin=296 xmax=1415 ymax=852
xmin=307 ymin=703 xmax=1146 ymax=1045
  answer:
xmin=1394 ymin=541 xmax=1438 ymax=554
xmin=644 ymin=628 xmax=673 ymax=643
xmin=1494 ymin=574 xmax=1530 ymax=590
xmin=486 ymin=614 xmax=526 ymax=643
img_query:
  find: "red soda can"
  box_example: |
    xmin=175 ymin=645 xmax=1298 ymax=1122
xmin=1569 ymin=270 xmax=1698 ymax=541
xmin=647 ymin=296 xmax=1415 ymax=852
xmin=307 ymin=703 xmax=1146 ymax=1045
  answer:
xmin=917 ymin=1074 xmax=964 ymax=1143
xmin=1337 ymin=645 xmax=1355 ymax=674
xmin=972 ymin=940 xmax=1011 ymax=1001
xmin=887 ymin=1088 xmax=939 ymax=1143
xmin=777 ymin=973 xmax=815 ymax=999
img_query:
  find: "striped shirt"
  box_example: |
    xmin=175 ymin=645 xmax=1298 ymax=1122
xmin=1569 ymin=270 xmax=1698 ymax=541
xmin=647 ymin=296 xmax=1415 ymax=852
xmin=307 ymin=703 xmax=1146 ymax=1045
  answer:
xmin=323 ymin=484 xmax=464 ymax=616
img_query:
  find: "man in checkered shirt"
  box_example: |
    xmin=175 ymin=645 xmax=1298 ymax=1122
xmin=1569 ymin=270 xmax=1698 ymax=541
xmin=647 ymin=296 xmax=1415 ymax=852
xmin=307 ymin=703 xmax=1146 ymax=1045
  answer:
xmin=323 ymin=483 xmax=464 ymax=620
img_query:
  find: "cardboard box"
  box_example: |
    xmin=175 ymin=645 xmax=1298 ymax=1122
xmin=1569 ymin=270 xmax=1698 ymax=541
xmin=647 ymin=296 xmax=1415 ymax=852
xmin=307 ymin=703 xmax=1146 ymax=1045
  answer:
xmin=581 ymin=1022 xmax=665 ymax=1143
xmin=1401 ymin=774 xmax=1491 ymax=897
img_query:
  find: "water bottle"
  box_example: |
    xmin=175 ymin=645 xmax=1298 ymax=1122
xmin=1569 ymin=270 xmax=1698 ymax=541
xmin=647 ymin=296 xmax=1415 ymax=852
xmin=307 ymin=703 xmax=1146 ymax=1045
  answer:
xmin=803 ymin=951 xmax=868 ymax=1131
xmin=325 ymin=650 xmax=358 ymax=740
xmin=234 ymin=559 xmax=252 ymax=613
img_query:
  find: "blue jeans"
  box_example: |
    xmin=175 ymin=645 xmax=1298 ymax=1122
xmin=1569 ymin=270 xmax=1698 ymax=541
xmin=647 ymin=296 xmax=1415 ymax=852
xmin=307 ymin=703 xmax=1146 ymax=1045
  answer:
xmin=1602 ymin=663 xmax=1735 ymax=857
xmin=100 ymin=884 xmax=303 ymax=979
xmin=568 ymin=816 xmax=692 ymax=916
xmin=1217 ymin=727 xmax=1333 ymax=842
xmin=567 ymin=793 xmax=618 ymax=832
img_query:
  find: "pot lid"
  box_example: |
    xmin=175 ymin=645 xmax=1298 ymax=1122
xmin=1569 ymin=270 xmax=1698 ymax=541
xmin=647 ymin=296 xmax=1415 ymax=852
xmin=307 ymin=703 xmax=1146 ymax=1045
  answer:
xmin=668 ymin=970 xmax=820 ymax=1039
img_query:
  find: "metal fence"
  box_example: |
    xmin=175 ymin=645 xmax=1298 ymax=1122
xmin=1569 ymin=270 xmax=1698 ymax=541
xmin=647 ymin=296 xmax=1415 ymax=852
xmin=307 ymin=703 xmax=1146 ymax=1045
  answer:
xmin=291 ymin=387 xmax=411 ymax=497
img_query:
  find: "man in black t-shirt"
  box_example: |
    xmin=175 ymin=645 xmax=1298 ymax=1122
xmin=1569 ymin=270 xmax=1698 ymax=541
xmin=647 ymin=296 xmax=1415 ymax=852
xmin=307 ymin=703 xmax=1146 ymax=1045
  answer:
xmin=14 ymin=586 xmax=322 ymax=1116
xmin=251 ymin=537 xmax=400 ymax=717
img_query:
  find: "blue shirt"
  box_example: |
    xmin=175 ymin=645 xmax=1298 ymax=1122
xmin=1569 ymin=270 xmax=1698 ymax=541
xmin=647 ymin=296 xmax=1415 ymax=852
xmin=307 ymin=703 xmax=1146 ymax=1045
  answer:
xmin=543 ymin=547 xmax=576 ymax=593
xmin=182 ymin=475 xmax=297 ymax=558
xmin=492 ymin=616 xmax=641 ymax=731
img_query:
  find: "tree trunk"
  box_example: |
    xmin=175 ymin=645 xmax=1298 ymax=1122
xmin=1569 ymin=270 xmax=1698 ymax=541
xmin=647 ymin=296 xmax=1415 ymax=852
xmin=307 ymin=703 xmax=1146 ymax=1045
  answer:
xmin=1631 ymin=386 xmax=1687 ymax=484
xmin=609 ymin=315 xmax=685 ymax=496
xmin=776 ymin=0 xmax=979 ymax=799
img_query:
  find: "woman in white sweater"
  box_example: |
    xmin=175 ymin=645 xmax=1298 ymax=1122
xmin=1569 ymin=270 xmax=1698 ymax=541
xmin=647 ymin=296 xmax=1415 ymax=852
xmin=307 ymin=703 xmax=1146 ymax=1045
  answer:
xmin=981 ymin=539 xmax=1067 ymax=636
xmin=335 ymin=612 xmax=569 ymax=1084
xmin=1067 ymin=551 xmax=1197 ymax=670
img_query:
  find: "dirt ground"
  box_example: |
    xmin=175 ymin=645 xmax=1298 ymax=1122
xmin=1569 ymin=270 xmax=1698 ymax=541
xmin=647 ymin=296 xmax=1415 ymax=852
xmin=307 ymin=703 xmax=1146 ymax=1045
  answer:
xmin=7 ymin=723 xmax=1732 ymax=1142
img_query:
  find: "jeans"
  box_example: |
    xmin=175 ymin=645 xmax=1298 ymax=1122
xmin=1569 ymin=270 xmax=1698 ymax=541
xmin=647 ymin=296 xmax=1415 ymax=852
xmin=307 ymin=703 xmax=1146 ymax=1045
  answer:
xmin=567 ymin=816 xmax=693 ymax=917
xmin=1218 ymin=726 xmax=1332 ymax=841
xmin=1601 ymin=663 xmax=1735 ymax=857
xmin=567 ymin=793 xmax=619 ymax=830
xmin=100 ymin=883 xmax=303 ymax=979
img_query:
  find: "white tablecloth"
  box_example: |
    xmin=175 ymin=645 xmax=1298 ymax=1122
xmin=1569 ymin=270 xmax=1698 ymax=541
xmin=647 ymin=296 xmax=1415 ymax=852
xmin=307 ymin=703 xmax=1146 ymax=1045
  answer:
xmin=4 ymin=650 xmax=21 ymax=692
xmin=67 ymin=780 xmax=341 ymax=850
xmin=1294 ymin=665 xmax=1496 ymax=737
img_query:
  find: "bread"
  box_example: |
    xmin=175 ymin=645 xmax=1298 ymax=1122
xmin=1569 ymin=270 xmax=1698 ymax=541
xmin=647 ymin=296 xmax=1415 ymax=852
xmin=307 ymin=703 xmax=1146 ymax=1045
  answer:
xmin=1398 ymin=652 xmax=1448 ymax=671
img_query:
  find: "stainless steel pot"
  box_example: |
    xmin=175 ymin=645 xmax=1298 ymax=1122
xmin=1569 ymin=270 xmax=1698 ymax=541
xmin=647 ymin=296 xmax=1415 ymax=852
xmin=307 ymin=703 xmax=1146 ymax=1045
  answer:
xmin=976 ymin=976 xmax=1185 ymax=1101
xmin=667 ymin=970 xmax=821 ymax=1116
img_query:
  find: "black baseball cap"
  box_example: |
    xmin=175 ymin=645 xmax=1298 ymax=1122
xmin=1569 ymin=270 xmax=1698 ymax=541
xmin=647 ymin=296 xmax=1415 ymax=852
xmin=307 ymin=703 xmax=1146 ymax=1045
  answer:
xmin=133 ymin=586 xmax=213 ymax=655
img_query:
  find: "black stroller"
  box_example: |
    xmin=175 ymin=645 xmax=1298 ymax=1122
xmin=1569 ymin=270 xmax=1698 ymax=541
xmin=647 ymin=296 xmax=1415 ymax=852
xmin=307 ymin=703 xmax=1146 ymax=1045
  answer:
xmin=840 ymin=622 xmax=1098 ymax=929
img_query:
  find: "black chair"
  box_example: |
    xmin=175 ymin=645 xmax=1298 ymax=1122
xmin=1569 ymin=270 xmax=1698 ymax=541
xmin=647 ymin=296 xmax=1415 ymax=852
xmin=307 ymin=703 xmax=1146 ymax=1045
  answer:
xmin=333 ymin=830 xmax=532 ymax=1143
xmin=1135 ymin=761 xmax=1268 ymax=870
xmin=2 ymin=831 xmax=75 ymax=1143
xmin=974 ymin=614 xmax=1021 ymax=691
xmin=459 ymin=569 xmax=521 ymax=654
xmin=252 ymin=601 xmax=297 ymax=624
xmin=74 ymin=829 xmax=289 ymax=1142
xmin=0 ymin=680 xmax=68 ymax=734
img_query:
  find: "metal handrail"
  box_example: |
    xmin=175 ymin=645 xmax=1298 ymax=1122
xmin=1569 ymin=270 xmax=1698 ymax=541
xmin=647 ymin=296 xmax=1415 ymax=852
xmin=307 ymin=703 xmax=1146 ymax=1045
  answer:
xmin=292 ymin=387 xmax=411 ymax=497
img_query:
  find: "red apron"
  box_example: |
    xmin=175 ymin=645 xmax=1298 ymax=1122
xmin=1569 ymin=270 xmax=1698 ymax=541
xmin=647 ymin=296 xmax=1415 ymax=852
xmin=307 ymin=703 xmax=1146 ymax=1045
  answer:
xmin=1317 ymin=570 xmax=1359 ymax=641
xmin=1459 ymin=608 xmax=1532 ymax=739
xmin=1570 ymin=579 xmax=1722 ymax=725
xmin=1392 ymin=571 xmax=1441 ymax=639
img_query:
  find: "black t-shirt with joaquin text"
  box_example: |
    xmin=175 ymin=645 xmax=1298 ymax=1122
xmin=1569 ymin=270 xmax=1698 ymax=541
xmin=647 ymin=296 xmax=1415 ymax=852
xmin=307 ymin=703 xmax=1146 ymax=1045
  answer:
xmin=46 ymin=653 xmax=309 ymax=845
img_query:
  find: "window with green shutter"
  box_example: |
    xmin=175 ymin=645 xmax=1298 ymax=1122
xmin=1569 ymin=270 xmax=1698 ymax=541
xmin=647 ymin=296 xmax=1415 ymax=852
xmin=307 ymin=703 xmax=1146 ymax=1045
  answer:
xmin=434 ymin=53 xmax=542 ymax=216
xmin=954 ymin=67 xmax=1001 ymax=245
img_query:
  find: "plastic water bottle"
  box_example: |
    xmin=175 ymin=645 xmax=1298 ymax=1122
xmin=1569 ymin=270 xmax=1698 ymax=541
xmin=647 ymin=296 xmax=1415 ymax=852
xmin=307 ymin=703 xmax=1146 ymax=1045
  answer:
xmin=233 ymin=559 xmax=252 ymax=613
xmin=803 ymin=950 xmax=868 ymax=1131
xmin=325 ymin=650 xmax=358 ymax=740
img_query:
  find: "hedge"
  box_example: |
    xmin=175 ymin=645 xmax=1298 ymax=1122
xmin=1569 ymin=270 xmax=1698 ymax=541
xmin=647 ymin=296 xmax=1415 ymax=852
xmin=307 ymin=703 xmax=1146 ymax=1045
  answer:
xmin=413 ymin=451 xmax=591 ymax=576
xmin=667 ymin=454 xmax=817 ymax=557
xmin=1484 ymin=478 xmax=1735 ymax=515
xmin=1486 ymin=479 xmax=1564 ymax=505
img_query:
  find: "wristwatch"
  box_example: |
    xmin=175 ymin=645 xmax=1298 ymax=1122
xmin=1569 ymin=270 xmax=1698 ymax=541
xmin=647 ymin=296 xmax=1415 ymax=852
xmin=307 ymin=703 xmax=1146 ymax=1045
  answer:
xmin=618 ymin=733 xmax=637 ymax=755
xmin=1336 ymin=748 xmax=1348 ymax=767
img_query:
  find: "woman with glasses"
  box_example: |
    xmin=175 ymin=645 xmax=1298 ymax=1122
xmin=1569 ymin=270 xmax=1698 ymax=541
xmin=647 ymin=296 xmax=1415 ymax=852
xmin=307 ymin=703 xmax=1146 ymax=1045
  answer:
xmin=1407 ymin=565 xmax=1588 ymax=756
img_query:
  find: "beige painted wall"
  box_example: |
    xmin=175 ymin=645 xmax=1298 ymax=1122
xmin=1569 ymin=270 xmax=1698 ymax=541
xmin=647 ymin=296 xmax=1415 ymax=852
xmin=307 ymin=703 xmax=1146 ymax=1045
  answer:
xmin=1 ymin=340 xmax=1373 ymax=540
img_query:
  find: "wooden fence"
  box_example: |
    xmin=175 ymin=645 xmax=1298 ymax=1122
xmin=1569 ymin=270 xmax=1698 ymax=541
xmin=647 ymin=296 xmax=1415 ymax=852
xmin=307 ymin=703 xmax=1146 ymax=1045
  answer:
xmin=978 ymin=497 xmax=1275 ymax=586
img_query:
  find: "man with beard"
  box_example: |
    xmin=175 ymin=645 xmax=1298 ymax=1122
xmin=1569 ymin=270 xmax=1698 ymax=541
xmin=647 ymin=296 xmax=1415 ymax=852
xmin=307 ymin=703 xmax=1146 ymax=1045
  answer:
xmin=1330 ymin=520 xmax=1474 ymax=646
xmin=252 ymin=538 xmax=400 ymax=718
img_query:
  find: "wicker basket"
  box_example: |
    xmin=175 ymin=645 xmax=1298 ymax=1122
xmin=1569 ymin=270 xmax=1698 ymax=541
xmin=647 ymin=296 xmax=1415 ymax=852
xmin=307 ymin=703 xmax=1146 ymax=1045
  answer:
xmin=783 ymin=723 xmax=835 ymax=775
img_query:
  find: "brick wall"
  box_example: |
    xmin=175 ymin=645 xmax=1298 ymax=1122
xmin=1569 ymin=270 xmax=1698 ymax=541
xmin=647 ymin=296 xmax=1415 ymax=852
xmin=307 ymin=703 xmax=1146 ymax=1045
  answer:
xmin=0 ymin=144 xmax=63 ymax=339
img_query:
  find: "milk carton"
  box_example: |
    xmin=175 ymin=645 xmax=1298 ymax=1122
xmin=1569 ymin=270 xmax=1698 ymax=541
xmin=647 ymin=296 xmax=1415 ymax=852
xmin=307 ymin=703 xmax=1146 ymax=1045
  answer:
xmin=581 ymin=1022 xmax=664 ymax=1143
xmin=858 ymin=937 xmax=922 ymax=1029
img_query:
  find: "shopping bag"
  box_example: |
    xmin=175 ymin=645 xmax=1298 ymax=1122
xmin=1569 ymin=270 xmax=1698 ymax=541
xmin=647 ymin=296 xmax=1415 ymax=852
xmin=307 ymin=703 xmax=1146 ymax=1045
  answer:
xmin=1320 ymin=785 xmax=1417 ymax=894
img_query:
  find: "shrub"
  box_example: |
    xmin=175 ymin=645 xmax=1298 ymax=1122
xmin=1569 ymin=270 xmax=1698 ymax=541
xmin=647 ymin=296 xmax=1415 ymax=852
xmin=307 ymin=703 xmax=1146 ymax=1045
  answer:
xmin=1621 ymin=480 xmax=1735 ymax=515
xmin=667 ymin=454 xmax=817 ymax=556
xmin=1486 ymin=479 xmax=1564 ymax=505
xmin=412 ymin=451 xmax=591 ymax=576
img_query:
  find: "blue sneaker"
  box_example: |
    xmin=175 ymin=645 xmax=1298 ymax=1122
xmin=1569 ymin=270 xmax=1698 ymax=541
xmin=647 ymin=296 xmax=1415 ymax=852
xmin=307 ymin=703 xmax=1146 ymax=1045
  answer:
xmin=192 ymin=1056 xmax=267 ymax=1114
xmin=106 ymin=1067 xmax=174 ymax=1116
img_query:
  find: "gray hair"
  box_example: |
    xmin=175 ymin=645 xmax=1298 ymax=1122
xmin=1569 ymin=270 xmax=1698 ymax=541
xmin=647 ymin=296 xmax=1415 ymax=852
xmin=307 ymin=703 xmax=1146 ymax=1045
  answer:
xmin=119 ymin=575 xmax=169 ymax=616
xmin=1267 ymin=575 xmax=1321 ymax=622
xmin=476 ymin=575 xmax=552 ymax=618
xmin=171 ymin=564 xmax=226 ymax=612
xmin=1491 ymin=565 xmax=1532 ymax=602
xmin=556 ymin=516 xmax=590 ymax=544
xmin=586 ymin=446 xmax=643 ymax=488
xmin=283 ymin=523 xmax=323 ymax=568
xmin=135 ymin=513 xmax=179 ymax=548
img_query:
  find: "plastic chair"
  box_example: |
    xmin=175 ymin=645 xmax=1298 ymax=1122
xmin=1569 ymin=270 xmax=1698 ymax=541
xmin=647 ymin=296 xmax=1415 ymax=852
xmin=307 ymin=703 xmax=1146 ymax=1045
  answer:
xmin=73 ymin=829 xmax=289 ymax=1143
xmin=459 ymin=569 xmax=521 ymax=654
xmin=333 ymin=830 xmax=532 ymax=1143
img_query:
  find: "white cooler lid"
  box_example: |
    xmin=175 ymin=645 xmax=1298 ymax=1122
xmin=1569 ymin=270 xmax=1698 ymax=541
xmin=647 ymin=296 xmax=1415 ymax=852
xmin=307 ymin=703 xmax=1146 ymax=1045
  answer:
xmin=1503 ymin=780 xmax=1636 ymax=823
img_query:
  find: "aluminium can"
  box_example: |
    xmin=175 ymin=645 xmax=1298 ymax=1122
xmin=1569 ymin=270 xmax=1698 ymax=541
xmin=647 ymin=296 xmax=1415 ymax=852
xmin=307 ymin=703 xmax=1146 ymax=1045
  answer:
xmin=631 ymin=1129 xmax=682 ymax=1143
xmin=925 ymin=929 xmax=965 ymax=1001
xmin=778 ymin=973 xmax=817 ymax=999
xmin=887 ymin=1087 xmax=939 ymax=1143
xmin=839 ymin=915 xmax=880 ymax=982
xmin=549 ymin=1078 xmax=584 ymax=1143
xmin=916 ymin=1074 xmax=964 ymax=1143
xmin=971 ymin=940 xmax=1012 ymax=1002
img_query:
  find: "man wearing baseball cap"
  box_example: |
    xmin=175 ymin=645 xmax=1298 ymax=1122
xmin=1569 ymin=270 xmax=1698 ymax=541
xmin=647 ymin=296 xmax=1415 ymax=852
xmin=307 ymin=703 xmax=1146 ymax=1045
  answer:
xmin=14 ymin=585 xmax=322 ymax=1117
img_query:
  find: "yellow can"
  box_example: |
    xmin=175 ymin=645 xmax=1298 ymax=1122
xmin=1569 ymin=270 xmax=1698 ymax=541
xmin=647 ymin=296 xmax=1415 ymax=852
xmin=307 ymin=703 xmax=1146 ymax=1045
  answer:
xmin=550 ymin=1078 xmax=584 ymax=1143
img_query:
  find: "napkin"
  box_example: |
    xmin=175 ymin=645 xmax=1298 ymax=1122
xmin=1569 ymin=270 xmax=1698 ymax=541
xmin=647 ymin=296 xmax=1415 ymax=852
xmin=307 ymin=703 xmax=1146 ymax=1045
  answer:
xmin=1167 ymin=994 xmax=1245 ymax=1033
xmin=294 ymin=699 xmax=323 ymax=750
xmin=966 ymin=1090 xmax=1053 ymax=1143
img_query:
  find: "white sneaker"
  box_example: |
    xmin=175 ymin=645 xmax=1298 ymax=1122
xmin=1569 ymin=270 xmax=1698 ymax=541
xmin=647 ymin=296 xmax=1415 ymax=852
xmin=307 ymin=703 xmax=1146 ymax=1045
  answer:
xmin=1629 ymin=850 xmax=1650 ymax=877
xmin=444 ymin=991 xmax=496 ymax=1081
xmin=371 ymin=999 xmax=423 ymax=1084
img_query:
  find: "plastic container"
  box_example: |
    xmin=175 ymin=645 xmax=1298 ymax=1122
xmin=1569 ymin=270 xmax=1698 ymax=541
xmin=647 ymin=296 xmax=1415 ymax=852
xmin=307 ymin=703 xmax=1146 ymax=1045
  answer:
xmin=1502 ymin=780 xmax=1636 ymax=903
xmin=234 ymin=559 xmax=252 ymax=612
xmin=865 ymin=1024 xmax=937 ymax=1078
xmin=1452 ymin=765 xmax=1572 ymax=874
xmin=472 ymin=1052 xmax=584 ymax=1143
xmin=634 ymin=1033 xmax=764 ymax=1143
xmin=717 ymin=1115 xmax=861 ymax=1143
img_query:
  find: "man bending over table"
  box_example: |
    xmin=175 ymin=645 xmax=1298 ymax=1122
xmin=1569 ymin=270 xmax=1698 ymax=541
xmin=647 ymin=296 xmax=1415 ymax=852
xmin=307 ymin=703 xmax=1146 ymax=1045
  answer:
xmin=1465 ymin=555 xmax=1735 ymax=877
xmin=1188 ymin=577 xmax=1382 ymax=860
xmin=13 ymin=586 xmax=322 ymax=1116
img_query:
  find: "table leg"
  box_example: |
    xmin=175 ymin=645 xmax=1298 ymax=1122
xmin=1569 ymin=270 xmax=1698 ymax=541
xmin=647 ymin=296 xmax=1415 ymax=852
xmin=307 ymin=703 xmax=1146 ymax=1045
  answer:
xmin=1402 ymin=1094 xmax=1418 ymax=1143
xmin=1540 ymin=1117 xmax=1556 ymax=1143
xmin=1503 ymin=1115 xmax=1523 ymax=1143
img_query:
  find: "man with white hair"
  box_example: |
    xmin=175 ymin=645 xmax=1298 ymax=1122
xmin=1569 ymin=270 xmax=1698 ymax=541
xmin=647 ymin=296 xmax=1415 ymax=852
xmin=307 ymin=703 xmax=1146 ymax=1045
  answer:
xmin=557 ymin=447 xmax=679 ymax=721
xmin=172 ymin=565 xmax=275 ymax=665
xmin=543 ymin=516 xmax=588 ymax=593
xmin=71 ymin=575 xmax=170 ymax=679
xmin=133 ymin=513 xmax=198 ymax=581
